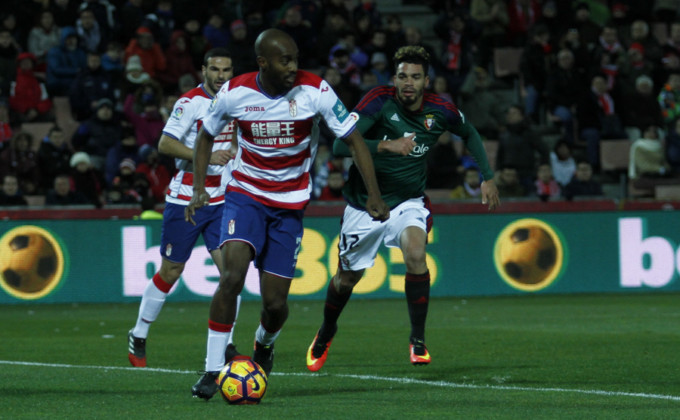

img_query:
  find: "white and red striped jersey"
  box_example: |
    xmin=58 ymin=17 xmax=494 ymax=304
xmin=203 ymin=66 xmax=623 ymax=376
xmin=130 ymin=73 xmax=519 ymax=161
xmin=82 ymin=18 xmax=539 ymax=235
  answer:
xmin=202 ymin=70 xmax=357 ymax=210
xmin=162 ymin=84 xmax=234 ymax=206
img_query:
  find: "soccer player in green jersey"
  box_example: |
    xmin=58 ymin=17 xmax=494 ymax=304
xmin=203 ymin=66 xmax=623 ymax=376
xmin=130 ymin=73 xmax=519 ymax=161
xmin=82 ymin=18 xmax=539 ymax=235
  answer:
xmin=306 ymin=46 xmax=500 ymax=371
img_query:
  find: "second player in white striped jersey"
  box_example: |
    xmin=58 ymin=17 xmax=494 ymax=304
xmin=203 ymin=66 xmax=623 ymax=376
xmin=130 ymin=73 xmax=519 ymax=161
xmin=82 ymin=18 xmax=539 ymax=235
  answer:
xmin=163 ymin=87 xmax=235 ymax=206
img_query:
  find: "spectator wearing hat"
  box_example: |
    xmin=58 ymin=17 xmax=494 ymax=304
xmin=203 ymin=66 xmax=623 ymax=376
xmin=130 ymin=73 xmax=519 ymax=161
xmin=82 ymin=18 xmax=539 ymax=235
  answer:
xmin=110 ymin=156 xmax=151 ymax=204
xmin=69 ymin=150 xmax=104 ymax=207
xmin=124 ymin=26 xmax=166 ymax=79
xmin=72 ymin=97 xmax=122 ymax=170
xmin=38 ymin=125 xmax=73 ymax=193
xmin=9 ymin=52 xmax=53 ymax=124
xmin=0 ymin=174 xmax=28 ymax=206
xmin=226 ymin=19 xmax=257 ymax=76
xmin=121 ymin=54 xmax=151 ymax=97
xmin=46 ymin=173 xmax=89 ymax=205
xmin=46 ymin=26 xmax=87 ymax=96
xmin=69 ymin=51 xmax=116 ymax=121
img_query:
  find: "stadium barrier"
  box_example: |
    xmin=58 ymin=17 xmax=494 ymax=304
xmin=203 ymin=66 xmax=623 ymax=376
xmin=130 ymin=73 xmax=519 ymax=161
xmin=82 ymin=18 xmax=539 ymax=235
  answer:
xmin=2 ymin=200 xmax=680 ymax=303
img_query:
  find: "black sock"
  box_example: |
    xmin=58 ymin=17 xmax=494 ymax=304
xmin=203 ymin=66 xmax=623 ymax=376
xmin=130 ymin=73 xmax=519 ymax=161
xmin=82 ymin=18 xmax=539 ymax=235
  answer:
xmin=405 ymin=271 xmax=430 ymax=341
xmin=319 ymin=279 xmax=351 ymax=341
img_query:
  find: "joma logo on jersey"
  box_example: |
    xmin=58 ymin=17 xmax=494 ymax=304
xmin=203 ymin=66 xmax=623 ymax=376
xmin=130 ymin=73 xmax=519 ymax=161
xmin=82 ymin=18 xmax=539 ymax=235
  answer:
xmin=245 ymin=106 xmax=265 ymax=112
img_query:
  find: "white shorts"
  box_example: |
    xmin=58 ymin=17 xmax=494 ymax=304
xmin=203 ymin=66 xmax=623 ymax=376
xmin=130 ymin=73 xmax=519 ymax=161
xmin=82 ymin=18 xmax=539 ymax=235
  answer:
xmin=338 ymin=197 xmax=431 ymax=271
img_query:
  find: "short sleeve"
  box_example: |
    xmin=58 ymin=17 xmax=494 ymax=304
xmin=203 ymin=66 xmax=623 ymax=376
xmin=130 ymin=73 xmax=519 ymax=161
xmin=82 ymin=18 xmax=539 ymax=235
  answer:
xmin=202 ymin=83 xmax=234 ymax=137
xmin=162 ymin=97 xmax=198 ymax=141
xmin=318 ymin=80 xmax=357 ymax=138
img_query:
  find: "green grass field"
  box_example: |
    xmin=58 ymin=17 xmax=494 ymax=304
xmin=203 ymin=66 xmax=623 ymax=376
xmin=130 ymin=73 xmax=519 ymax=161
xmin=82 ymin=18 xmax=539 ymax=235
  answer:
xmin=2 ymin=293 xmax=680 ymax=419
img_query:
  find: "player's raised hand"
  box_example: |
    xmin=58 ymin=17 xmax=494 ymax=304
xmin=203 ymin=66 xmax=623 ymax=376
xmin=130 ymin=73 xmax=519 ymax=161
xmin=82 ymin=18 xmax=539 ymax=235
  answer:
xmin=378 ymin=133 xmax=416 ymax=156
xmin=209 ymin=150 xmax=232 ymax=165
xmin=481 ymin=179 xmax=501 ymax=211
xmin=184 ymin=190 xmax=211 ymax=225
xmin=365 ymin=194 xmax=390 ymax=222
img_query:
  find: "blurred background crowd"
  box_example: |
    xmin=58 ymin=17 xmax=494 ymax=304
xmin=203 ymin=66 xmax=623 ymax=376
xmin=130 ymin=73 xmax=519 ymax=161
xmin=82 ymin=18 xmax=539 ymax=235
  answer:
xmin=1 ymin=0 xmax=680 ymax=209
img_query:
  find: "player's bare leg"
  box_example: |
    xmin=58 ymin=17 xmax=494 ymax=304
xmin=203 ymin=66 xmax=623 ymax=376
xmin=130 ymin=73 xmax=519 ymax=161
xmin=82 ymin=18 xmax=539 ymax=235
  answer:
xmin=400 ymin=226 xmax=431 ymax=365
xmin=253 ymin=271 xmax=292 ymax=376
xmin=307 ymin=269 xmax=363 ymax=371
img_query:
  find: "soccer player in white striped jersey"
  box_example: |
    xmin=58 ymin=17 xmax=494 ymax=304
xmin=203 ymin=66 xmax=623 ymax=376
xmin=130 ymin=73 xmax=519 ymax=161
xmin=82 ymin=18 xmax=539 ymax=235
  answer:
xmin=127 ymin=48 xmax=242 ymax=368
xmin=186 ymin=29 xmax=389 ymax=399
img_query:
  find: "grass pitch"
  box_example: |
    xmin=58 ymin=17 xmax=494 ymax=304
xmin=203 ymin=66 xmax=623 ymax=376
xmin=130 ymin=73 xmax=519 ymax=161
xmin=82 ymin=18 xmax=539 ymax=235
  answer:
xmin=2 ymin=293 xmax=680 ymax=419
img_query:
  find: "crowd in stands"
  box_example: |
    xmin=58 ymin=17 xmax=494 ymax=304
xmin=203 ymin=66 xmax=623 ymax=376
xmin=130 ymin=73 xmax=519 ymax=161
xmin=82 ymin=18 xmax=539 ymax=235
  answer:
xmin=3 ymin=0 xmax=680 ymax=209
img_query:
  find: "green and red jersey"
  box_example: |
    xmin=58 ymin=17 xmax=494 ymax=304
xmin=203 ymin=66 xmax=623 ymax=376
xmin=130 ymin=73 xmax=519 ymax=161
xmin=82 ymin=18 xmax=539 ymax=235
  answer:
xmin=334 ymin=86 xmax=494 ymax=209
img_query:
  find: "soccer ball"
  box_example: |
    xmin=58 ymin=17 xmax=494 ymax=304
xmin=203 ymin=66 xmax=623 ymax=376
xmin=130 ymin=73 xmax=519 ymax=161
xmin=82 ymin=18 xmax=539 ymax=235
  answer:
xmin=495 ymin=221 xmax=560 ymax=289
xmin=218 ymin=359 xmax=268 ymax=405
xmin=0 ymin=228 xmax=62 ymax=298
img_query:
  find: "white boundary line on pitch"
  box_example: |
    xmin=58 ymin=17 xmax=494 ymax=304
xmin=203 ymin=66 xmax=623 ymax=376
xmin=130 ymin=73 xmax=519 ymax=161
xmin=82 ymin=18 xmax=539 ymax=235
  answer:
xmin=2 ymin=360 xmax=679 ymax=402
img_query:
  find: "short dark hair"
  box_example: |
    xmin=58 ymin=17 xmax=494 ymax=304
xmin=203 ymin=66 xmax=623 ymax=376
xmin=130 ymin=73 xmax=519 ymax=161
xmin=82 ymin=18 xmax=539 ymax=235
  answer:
xmin=393 ymin=46 xmax=430 ymax=76
xmin=203 ymin=47 xmax=231 ymax=66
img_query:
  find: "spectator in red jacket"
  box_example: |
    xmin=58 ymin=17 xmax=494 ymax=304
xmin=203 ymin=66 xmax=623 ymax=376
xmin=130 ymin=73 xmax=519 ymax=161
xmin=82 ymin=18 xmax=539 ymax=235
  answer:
xmin=124 ymin=26 xmax=166 ymax=79
xmin=156 ymin=30 xmax=199 ymax=94
xmin=135 ymin=144 xmax=170 ymax=203
xmin=9 ymin=52 xmax=53 ymax=123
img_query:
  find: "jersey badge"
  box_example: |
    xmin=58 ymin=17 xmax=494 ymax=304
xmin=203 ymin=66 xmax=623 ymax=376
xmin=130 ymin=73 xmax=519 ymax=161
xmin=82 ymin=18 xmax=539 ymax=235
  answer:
xmin=172 ymin=106 xmax=184 ymax=120
xmin=165 ymin=243 xmax=173 ymax=257
xmin=289 ymin=99 xmax=297 ymax=117
xmin=228 ymin=219 xmax=236 ymax=235
xmin=424 ymin=114 xmax=435 ymax=130
xmin=390 ymin=113 xmax=400 ymax=122
xmin=349 ymin=112 xmax=359 ymax=122
xmin=333 ymin=99 xmax=349 ymax=123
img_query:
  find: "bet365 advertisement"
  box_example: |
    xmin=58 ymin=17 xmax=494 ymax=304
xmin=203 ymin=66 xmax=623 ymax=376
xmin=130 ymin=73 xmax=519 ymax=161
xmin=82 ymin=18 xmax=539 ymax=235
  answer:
xmin=1 ymin=212 xmax=678 ymax=303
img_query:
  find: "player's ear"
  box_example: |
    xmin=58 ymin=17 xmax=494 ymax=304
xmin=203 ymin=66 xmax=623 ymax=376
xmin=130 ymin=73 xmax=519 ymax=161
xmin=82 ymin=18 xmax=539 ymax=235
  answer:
xmin=256 ymin=56 xmax=267 ymax=70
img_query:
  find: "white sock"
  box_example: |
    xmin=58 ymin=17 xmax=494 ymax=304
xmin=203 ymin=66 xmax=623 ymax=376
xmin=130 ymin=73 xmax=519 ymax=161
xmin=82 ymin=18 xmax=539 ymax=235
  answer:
xmin=132 ymin=280 xmax=167 ymax=338
xmin=227 ymin=295 xmax=242 ymax=346
xmin=206 ymin=329 xmax=230 ymax=372
xmin=255 ymin=323 xmax=280 ymax=346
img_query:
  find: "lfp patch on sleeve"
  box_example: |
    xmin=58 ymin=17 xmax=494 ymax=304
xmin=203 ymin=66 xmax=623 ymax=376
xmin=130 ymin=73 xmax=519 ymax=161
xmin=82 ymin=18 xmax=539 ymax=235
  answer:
xmin=171 ymin=106 xmax=184 ymax=120
xmin=333 ymin=99 xmax=349 ymax=123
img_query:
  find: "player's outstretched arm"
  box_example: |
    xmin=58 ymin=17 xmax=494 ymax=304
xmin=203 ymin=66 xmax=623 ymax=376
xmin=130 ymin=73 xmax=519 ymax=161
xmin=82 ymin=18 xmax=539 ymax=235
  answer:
xmin=158 ymin=134 xmax=232 ymax=165
xmin=185 ymin=127 xmax=215 ymax=225
xmin=343 ymin=129 xmax=390 ymax=221
xmin=481 ymin=179 xmax=500 ymax=211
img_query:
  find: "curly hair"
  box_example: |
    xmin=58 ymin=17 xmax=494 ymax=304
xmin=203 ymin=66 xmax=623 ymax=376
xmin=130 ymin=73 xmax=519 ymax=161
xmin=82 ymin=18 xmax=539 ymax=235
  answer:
xmin=393 ymin=46 xmax=430 ymax=76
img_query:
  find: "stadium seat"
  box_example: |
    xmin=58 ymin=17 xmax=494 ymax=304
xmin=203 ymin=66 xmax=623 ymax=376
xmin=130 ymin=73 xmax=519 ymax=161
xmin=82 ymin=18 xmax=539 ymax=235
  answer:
xmin=653 ymin=22 xmax=668 ymax=45
xmin=600 ymin=139 xmax=631 ymax=197
xmin=20 ymin=122 xmax=54 ymax=151
xmin=24 ymin=195 xmax=46 ymax=206
xmin=492 ymin=48 xmax=523 ymax=79
xmin=655 ymin=184 xmax=680 ymax=200
xmin=53 ymin=96 xmax=79 ymax=142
